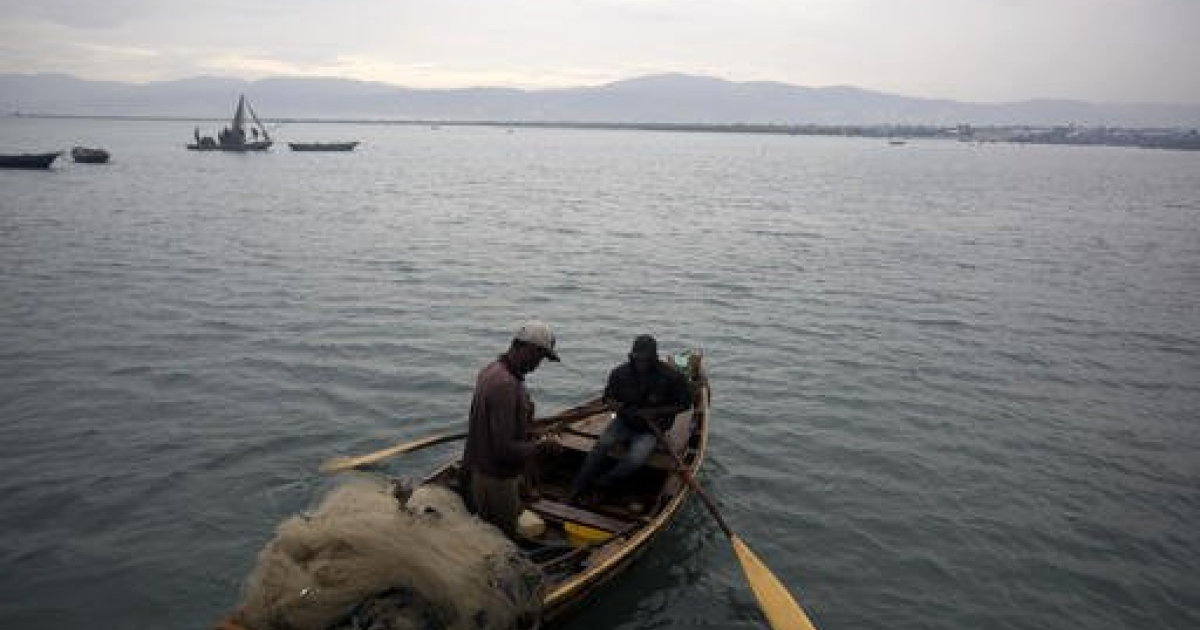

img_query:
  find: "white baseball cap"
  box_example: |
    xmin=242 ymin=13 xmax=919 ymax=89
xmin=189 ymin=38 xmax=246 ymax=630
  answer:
xmin=514 ymin=320 xmax=560 ymax=362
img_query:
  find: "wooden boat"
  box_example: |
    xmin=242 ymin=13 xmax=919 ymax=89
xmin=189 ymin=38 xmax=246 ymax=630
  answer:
xmin=0 ymin=151 xmax=60 ymax=169
xmin=288 ymin=141 xmax=359 ymax=152
xmin=215 ymin=350 xmax=710 ymax=629
xmin=71 ymin=146 xmax=110 ymax=163
xmin=436 ymin=350 xmax=710 ymax=625
xmin=188 ymin=95 xmax=273 ymax=151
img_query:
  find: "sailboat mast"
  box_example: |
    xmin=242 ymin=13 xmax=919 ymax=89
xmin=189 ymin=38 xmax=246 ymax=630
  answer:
xmin=246 ymin=100 xmax=271 ymax=142
xmin=232 ymin=95 xmax=247 ymax=134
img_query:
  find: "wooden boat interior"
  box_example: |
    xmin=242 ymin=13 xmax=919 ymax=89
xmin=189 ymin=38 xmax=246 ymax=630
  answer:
xmin=427 ymin=352 xmax=710 ymax=607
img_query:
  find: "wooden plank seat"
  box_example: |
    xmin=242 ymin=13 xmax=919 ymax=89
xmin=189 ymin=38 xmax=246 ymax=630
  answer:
xmin=529 ymin=499 xmax=631 ymax=533
xmin=556 ymin=410 xmax=693 ymax=470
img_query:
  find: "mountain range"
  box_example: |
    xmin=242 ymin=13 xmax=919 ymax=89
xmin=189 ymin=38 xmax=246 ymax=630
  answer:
xmin=3 ymin=72 xmax=1198 ymax=128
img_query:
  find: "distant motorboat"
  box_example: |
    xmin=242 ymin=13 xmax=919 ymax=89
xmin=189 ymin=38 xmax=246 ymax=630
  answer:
xmin=0 ymin=151 xmax=60 ymax=169
xmin=288 ymin=141 xmax=359 ymax=152
xmin=72 ymin=146 xmax=111 ymax=163
xmin=188 ymin=95 xmax=272 ymax=151
xmin=888 ymin=138 xmax=907 ymax=146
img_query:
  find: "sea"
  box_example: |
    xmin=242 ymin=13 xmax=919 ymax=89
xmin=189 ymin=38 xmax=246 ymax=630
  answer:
xmin=1 ymin=117 xmax=1198 ymax=630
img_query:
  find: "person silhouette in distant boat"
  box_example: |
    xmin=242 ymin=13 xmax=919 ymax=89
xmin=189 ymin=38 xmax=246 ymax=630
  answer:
xmin=569 ymin=335 xmax=691 ymax=504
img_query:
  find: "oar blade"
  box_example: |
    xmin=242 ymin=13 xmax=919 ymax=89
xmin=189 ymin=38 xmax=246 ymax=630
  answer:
xmin=731 ymin=535 xmax=819 ymax=630
xmin=318 ymin=455 xmax=361 ymax=474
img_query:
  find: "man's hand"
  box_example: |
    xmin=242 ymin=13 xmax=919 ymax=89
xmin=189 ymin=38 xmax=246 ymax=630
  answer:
xmin=534 ymin=436 xmax=562 ymax=457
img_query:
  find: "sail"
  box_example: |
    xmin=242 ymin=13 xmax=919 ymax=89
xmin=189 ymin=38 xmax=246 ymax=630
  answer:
xmin=232 ymin=95 xmax=246 ymax=134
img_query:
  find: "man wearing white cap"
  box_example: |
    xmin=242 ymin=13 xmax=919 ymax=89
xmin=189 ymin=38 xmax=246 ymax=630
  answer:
xmin=462 ymin=320 xmax=560 ymax=537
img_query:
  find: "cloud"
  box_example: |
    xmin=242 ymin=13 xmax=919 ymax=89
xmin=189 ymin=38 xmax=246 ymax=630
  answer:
xmin=73 ymin=42 xmax=158 ymax=60
xmin=0 ymin=0 xmax=1196 ymax=102
xmin=0 ymin=0 xmax=159 ymax=29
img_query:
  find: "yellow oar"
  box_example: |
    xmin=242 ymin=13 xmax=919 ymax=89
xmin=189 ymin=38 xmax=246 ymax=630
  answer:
xmin=320 ymin=397 xmax=608 ymax=474
xmin=647 ymin=421 xmax=819 ymax=630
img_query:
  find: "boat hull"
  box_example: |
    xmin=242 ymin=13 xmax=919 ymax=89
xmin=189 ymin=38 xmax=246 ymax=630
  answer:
xmin=0 ymin=152 xmax=60 ymax=169
xmin=72 ymin=147 xmax=110 ymax=163
xmin=288 ymin=142 xmax=359 ymax=152
xmin=187 ymin=141 xmax=272 ymax=152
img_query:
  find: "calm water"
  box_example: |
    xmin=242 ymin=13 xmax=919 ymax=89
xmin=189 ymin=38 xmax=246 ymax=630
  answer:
xmin=2 ymin=118 xmax=1198 ymax=630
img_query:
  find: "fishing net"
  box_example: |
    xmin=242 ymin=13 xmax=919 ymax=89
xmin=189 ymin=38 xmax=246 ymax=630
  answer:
xmin=232 ymin=479 xmax=543 ymax=630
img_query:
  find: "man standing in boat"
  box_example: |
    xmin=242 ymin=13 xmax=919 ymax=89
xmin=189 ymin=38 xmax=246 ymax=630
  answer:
xmin=569 ymin=335 xmax=692 ymax=503
xmin=463 ymin=320 xmax=561 ymax=537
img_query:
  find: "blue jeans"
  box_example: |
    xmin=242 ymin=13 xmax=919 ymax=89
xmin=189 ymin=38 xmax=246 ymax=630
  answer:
xmin=570 ymin=418 xmax=658 ymax=495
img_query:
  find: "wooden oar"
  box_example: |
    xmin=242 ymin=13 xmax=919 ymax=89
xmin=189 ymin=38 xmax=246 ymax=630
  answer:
xmin=320 ymin=398 xmax=608 ymax=474
xmin=647 ymin=421 xmax=819 ymax=630
xmin=320 ymin=432 xmax=468 ymax=473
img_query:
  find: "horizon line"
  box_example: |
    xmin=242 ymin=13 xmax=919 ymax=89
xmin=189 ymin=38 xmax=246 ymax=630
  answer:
xmin=11 ymin=112 xmax=1199 ymax=133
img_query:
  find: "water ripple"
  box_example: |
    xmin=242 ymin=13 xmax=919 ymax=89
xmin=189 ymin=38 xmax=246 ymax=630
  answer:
xmin=1 ymin=121 xmax=1198 ymax=630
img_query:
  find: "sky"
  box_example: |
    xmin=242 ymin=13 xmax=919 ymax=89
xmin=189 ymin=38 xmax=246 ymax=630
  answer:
xmin=1 ymin=0 xmax=1197 ymax=103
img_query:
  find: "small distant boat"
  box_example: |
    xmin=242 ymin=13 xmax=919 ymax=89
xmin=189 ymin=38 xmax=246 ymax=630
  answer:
xmin=888 ymin=139 xmax=907 ymax=146
xmin=71 ymin=146 xmax=111 ymax=163
xmin=0 ymin=152 xmax=60 ymax=169
xmin=287 ymin=141 xmax=359 ymax=152
xmin=188 ymin=95 xmax=272 ymax=152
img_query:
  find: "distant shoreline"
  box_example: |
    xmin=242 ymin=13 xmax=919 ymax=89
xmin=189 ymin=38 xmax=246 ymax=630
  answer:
xmin=9 ymin=112 xmax=1200 ymax=151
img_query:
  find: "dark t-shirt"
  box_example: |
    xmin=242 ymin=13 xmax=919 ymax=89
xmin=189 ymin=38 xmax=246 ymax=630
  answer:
xmin=462 ymin=356 xmax=535 ymax=478
xmin=604 ymin=359 xmax=692 ymax=431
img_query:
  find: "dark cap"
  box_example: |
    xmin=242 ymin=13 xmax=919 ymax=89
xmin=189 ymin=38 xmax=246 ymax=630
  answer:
xmin=630 ymin=334 xmax=658 ymax=359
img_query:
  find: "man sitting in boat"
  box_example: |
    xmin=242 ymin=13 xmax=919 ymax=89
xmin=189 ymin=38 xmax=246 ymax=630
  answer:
xmin=462 ymin=320 xmax=561 ymax=538
xmin=568 ymin=335 xmax=692 ymax=504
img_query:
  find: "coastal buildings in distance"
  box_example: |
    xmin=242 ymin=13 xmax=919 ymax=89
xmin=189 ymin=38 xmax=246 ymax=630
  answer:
xmin=9 ymin=111 xmax=1200 ymax=151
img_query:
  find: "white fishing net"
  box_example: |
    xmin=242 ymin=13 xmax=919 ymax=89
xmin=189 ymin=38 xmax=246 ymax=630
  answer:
xmin=232 ymin=479 xmax=543 ymax=630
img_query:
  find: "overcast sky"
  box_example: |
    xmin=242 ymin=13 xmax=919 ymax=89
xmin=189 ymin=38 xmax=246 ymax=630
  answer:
xmin=1 ymin=0 xmax=1196 ymax=103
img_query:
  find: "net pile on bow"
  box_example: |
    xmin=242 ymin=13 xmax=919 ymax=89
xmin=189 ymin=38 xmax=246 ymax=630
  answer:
xmin=232 ymin=479 xmax=542 ymax=630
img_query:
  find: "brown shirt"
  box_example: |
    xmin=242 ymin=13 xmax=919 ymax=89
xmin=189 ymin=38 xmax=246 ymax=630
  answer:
xmin=462 ymin=356 xmax=535 ymax=478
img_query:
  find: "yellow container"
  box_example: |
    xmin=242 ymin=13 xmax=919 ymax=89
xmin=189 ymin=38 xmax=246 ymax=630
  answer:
xmin=564 ymin=521 xmax=614 ymax=547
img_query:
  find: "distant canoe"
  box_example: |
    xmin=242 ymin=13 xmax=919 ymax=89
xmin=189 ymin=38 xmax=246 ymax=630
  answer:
xmin=71 ymin=146 xmax=110 ymax=163
xmin=0 ymin=152 xmax=60 ymax=169
xmin=288 ymin=141 xmax=359 ymax=152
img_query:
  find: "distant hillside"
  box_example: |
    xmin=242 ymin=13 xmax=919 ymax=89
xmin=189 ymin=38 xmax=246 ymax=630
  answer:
xmin=3 ymin=72 xmax=1198 ymax=127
